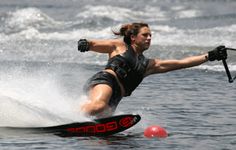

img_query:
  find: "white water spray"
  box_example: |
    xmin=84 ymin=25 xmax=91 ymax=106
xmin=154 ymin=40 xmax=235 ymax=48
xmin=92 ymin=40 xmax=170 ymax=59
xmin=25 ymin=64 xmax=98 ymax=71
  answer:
xmin=0 ymin=69 xmax=89 ymax=127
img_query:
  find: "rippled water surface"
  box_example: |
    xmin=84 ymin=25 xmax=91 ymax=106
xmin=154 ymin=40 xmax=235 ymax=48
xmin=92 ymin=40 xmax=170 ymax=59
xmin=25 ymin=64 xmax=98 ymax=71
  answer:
xmin=0 ymin=0 xmax=236 ymax=149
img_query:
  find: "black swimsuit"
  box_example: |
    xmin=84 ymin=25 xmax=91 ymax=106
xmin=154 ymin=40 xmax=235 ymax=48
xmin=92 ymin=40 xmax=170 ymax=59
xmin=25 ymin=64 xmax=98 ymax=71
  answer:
xmin=106 ymin=45 xmax=149 ymax=96
xmin=84 ymin=45 xmax=149 ymax=109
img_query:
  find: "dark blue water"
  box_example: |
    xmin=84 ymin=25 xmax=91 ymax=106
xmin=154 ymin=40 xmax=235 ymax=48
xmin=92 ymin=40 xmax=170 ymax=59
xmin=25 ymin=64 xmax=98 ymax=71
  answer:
xmin=0 ymin=0 xmax=236 ymax=149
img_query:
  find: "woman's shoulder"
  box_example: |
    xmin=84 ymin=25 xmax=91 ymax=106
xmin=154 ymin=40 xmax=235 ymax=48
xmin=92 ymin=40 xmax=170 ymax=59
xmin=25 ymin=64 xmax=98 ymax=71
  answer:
xmin=108 ymin=39 xmax=126 ymax=50
xmin=107 ymin=39 xmax=127 ymax=57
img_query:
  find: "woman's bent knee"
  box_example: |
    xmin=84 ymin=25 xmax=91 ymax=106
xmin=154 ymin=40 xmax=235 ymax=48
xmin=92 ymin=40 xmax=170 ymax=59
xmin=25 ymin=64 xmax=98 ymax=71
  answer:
xmin=81 ymin=101 xmax=107 ymax=116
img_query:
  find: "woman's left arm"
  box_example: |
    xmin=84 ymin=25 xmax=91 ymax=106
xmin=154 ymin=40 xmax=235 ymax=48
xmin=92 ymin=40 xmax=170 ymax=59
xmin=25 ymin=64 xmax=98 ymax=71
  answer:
xmin=145 ymin=45 xmax=227 ymax=76
xmin=145 ymin=53 xmax=208 ymax=75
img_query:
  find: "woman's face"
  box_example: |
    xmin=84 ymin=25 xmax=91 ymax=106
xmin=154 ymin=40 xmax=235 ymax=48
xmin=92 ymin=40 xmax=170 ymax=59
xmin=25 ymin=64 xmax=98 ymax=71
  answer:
xmin=131 ymin=26 xmax=152 ymax=51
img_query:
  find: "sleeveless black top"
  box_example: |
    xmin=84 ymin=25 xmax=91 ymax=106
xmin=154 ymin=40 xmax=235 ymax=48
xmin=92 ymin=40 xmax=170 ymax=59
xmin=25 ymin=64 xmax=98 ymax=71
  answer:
xmin=105 ymin=45 xmax=149 ymax=96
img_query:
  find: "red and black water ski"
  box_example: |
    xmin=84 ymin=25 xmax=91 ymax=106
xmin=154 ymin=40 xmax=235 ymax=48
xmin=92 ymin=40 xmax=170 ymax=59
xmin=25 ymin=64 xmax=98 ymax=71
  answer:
xmin=19 ymin=114 xmax=141 ymax=137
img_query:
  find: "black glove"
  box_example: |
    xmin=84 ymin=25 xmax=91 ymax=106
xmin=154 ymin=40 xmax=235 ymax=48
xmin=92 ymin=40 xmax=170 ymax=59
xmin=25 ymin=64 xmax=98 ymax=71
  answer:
xmin=78 ymin=39 xmax=90 ymax=52
xmin=208 ymin=45 xmax=227 ymax=61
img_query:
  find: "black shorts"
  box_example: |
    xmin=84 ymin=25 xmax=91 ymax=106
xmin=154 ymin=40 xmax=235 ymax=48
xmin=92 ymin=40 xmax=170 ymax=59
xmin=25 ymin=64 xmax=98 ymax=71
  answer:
xmin=83 ymin=71 xmax=122 ymax=109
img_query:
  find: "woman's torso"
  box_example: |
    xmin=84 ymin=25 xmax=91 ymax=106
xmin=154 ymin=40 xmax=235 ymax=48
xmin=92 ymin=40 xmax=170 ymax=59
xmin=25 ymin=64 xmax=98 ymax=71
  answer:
xmin=104 ymin=40 xmax=149 ymax=96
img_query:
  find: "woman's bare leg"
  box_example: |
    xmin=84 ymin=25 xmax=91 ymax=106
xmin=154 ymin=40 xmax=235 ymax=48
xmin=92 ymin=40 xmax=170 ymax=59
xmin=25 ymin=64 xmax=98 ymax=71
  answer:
xmin=81 ymin=84 xmax=113 ymax=117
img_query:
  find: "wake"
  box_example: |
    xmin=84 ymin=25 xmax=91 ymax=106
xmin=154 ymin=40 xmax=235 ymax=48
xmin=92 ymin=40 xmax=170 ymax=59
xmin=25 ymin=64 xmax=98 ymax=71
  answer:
xmin=0 ymin=71 xmax=88 ymax=127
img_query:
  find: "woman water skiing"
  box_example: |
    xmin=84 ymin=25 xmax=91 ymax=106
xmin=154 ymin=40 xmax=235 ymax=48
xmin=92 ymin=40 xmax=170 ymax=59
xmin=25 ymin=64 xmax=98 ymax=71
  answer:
xmin=77 ymin=22 xmax=227 ymax=117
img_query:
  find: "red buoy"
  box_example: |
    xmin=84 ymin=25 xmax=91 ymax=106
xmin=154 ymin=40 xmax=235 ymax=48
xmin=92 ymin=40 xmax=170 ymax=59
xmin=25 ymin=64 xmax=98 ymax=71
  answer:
xmin=144 ymin=125 xmax=168 ymax=138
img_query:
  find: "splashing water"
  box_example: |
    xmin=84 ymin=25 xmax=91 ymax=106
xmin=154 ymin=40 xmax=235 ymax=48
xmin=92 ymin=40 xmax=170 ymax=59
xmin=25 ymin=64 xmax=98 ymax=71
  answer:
xmin=0 ymin=68 xmax=89 ymax=127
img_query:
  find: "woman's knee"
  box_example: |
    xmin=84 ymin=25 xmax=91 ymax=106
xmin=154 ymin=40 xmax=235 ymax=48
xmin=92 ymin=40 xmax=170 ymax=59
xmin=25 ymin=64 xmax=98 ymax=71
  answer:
xmin=91 ymin=101 xmax=107 ymax=113
xmin=81 ymin=100 xmax=107 ymax=116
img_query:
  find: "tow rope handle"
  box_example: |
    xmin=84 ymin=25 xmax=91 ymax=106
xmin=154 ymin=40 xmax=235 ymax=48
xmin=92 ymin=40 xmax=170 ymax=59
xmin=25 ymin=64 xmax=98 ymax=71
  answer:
xmin=222 ymin=47 xmax=236 ymax=83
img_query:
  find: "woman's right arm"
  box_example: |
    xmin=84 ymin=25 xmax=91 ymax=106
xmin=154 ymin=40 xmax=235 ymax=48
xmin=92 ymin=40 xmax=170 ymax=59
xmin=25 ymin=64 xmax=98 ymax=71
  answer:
xmin=78 ymin=39 xmax=123 ymax=54
xmin=89 ymin=39 xmax=119 ymax=53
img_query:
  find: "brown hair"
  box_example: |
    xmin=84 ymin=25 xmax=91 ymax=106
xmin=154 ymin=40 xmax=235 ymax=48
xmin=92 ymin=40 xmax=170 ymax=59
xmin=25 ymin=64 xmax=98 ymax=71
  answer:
xmin=113 ymin=22 xmax=149 ymax=45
